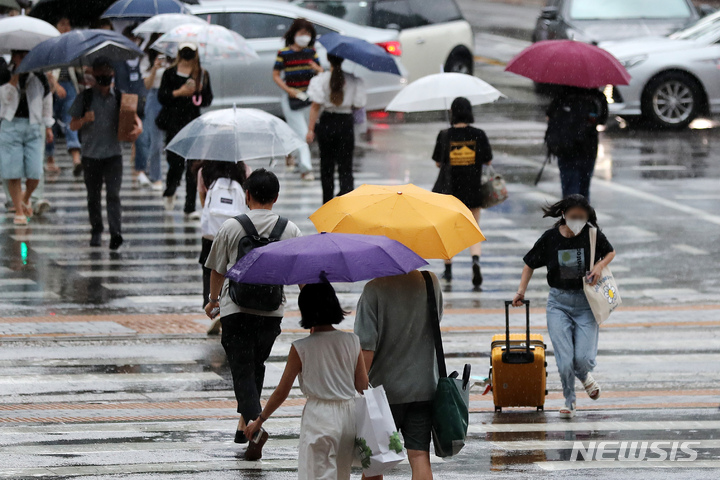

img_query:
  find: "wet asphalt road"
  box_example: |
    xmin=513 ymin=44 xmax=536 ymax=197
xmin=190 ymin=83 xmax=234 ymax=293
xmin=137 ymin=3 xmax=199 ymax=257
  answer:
xmin=1 ymin=2 xmax=720 ymax=478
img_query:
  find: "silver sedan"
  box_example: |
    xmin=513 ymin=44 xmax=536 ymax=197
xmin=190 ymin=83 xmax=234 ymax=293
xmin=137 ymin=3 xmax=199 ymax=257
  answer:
xmin=602 ymin=11 xmax=720 ymax=128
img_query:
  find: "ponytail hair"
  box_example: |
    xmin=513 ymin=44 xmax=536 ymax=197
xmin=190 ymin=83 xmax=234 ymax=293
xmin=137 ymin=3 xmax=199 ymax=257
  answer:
xmin=328 ymin=54 xmax=345 ymax=106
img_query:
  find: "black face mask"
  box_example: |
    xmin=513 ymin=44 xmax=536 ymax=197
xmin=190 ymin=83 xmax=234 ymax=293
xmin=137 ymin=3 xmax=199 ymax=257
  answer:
xmin=94 ymin=75 xmax=113 ymax=87
xmin=179 ymin=48 xmax=196 ymax=61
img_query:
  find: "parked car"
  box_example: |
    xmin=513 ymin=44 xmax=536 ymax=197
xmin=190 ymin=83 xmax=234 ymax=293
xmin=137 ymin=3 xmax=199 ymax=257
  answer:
xmin=189 ymin=0 xmax=407 ymax=116
xmin=601 ymin=11 xmax=720 ymax=128
xmin=532 ymin=0 xmax=712 ymax=44
xmin=296 ymin=0 xmax=474 ymax=81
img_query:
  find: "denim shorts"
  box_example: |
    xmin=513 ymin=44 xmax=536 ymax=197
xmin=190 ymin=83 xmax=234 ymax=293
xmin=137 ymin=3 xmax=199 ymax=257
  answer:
xmin=390 ymin=401 xmax=433 ymax=452
xmin=0 ymin=118 xmax=44 ymax=180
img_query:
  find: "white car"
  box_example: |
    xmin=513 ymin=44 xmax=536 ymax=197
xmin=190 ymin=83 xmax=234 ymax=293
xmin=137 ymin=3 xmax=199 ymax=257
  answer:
xmin=296 ymin=0 xmax=475 ymax=82
xmin=190 ymin=0 xmax=407 ymax=115
xmin=602 ymin=11 xmax=720 ymax=128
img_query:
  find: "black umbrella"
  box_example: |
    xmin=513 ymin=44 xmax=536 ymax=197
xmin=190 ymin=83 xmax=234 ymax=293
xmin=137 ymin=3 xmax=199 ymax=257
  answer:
xmin=29 ymin=0 xmax=117 ymax=27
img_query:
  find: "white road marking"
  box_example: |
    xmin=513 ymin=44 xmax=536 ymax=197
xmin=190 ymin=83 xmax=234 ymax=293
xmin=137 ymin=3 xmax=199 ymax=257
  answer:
xmin=673 ymin=244 xmax=709 ymax=256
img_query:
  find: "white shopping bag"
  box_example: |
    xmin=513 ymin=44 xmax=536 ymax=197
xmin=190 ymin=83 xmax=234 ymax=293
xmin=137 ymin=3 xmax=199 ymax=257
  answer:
xmin=355 ymin=385 xmax=406 ymax=477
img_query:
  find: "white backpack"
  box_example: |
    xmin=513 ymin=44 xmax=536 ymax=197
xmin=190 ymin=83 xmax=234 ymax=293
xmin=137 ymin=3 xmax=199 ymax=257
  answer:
xmin=201 ymin=178 xmax=246 ymax=238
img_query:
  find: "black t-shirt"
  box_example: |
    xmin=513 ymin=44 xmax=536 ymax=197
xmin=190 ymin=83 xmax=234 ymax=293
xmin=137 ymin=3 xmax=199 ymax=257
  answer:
xmin=523 ymin=225 xmax=613 ymax=291
xmin=14 ymin=74 xmax=31 ymax=118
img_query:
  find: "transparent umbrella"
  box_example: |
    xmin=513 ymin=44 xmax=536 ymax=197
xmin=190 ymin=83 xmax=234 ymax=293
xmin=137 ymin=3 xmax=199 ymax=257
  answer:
xmin=165 ymin=107 xmax=306 ymax=163
xmin=0 ymin=14 xmax=60 ymax=54
xmin=133 ymin=13 xmax=207 ymax=35
xmin=150 ymin=23 xmax=257 ymax=63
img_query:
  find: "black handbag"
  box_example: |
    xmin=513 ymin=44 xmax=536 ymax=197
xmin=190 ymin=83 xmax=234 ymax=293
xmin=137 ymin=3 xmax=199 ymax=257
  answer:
xmin=288 ymin=96 xmax=311 ymax=110
xmin=432 ymin=130 xmax=452 ymax=194
xmin=155 ymin=106 xmax=171 ymax=131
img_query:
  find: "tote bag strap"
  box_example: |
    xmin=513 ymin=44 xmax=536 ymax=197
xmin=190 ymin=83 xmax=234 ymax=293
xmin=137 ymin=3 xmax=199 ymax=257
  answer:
xmin=422 ymin=271 xmax=447 ymax=378
xmin=589 ymin=227 xmax=597 ymax=270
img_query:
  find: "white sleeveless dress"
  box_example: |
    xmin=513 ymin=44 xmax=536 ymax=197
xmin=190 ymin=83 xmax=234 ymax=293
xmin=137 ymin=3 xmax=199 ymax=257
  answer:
xmin=293 ymin=330 xmax=360 ymax=480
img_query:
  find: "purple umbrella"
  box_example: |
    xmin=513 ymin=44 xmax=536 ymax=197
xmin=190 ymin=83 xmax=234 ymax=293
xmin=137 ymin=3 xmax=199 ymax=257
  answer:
xmin=226 ymin=232 xmax=427 ymax=285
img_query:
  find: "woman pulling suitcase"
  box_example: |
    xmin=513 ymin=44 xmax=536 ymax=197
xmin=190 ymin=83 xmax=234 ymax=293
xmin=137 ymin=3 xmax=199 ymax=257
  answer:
xmin=512 ymin=195 xmax=616 ymax=419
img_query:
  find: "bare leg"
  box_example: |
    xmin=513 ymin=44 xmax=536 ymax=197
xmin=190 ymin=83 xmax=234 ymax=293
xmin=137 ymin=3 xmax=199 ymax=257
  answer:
xmin=469 ymin=207 xmax=482 ymax=257
xmin=23 ymin=179 xmax=40 ymax=205
xmin=7 ymin=179 xmax=25 ymax=215
xmin=407 ymin=449 xmax=433 ymax=480
xmin=70 ymin=149 xmax=81 ymax=166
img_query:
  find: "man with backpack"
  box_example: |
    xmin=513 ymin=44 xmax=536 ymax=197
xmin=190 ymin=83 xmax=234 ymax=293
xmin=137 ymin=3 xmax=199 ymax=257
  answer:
xmin=204 ymin=168 xmax=302 ymax=454
xmin=544 ymin=86 xmax=608 ymax=202
xmin=70 ymin=56 xmax=142 ymax=250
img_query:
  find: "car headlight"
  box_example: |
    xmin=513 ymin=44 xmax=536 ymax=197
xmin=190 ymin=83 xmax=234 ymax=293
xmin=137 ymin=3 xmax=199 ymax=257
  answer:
xmin=620 ymin=55 xmax=648 ymax=69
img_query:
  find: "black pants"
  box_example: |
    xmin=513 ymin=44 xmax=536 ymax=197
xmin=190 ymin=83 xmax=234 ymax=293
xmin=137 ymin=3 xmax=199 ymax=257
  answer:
xmin=557 ymin=142 xmax=598 ymax=202
xmin=220 ymin=313 xmax=282 ymax=421
xmin=163 ymin=128 xmax=197 ymax=213
xmin=82 ymin=155 xmax=122 ymax=236
xmin=316 ymin=112 xmax=354 ymax=204
xmin=199 ymin=237 xmax=213 ymax=308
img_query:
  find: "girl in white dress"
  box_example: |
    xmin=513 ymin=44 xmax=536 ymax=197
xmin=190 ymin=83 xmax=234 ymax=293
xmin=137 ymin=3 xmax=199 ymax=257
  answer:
xmin=245 ymin=283 xmax=368 ymax=479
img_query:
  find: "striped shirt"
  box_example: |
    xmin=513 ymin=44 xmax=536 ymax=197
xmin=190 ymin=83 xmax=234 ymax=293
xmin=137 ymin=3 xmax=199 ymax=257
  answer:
xmin=273 ymin=47 xmax=319 ymax=92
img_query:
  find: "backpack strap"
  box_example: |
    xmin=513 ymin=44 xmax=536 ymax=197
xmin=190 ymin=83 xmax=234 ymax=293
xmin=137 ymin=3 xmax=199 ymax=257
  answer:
xmin=269 ymin=217 xmax=288 ymax=241
xmin=422 ymin=270 xmax=447 ymax=378
xmin=234 ymin=214 xmax=259 ymax=238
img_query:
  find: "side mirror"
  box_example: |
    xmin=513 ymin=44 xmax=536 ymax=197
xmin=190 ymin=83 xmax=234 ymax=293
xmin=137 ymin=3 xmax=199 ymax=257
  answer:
xmin=540 ymin=6 xmax=559 ymax=21
xmin=699 ymin=4 xmax=716 ymax=17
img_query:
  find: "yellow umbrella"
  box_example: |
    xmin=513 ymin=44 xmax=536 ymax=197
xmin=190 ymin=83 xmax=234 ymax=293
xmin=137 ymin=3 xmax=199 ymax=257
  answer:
xmin=309 ymin=184 xmax=485 ymax=260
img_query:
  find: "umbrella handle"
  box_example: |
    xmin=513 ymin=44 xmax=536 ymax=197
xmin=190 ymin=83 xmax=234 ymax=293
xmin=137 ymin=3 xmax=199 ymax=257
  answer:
xmin=192 ymin=94 xmax=202 ymax=106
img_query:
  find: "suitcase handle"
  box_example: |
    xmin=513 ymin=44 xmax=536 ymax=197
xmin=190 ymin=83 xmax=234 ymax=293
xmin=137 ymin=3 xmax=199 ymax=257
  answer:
xmin=502 ymin=300 xmax=534 ymax=364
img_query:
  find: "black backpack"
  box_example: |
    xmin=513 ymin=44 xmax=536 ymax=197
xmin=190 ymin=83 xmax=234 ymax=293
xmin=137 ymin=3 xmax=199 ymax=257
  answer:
xmin=544 ymin=94 xmax=598 ymax=158
xmin=228 ymin=214 xmax=288 ymax=312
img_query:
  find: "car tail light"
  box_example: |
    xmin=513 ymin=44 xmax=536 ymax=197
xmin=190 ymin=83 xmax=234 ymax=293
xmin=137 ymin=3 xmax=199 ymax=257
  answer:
xmin=376 ymin=41 xmax=402 ymax=56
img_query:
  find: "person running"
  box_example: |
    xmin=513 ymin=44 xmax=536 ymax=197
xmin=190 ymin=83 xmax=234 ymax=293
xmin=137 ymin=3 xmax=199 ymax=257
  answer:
xmin=513 ymin=194 xmax=615 ymax=419
xmin=245 ymin=282 xmax=368 ymax=472
xmin=139 ymin=33 xmax=168 ymax=191
xmin=70 ymin=56 xmax=142 ymax=250
xmin=158 ymin=42 xmax=213 ymax=218
xmin=273 ymin=18 xmax=321 ymax=181
xmin=306 ymin=54 xmax=366 ymax=204
xmin=432 ymin=97 xmax=493 ymax=287
xmin=355 ymin=270 xmax=442 ymax=480
xmin=195 ymin=159 xmax=250 ymax=334
xmin=204 ymin=169 xmax=302 ymax=450
xmin=545 ymin=86 xmax=608 ymax=202
xmin=0 ymin=49 xmax=54 ymax=226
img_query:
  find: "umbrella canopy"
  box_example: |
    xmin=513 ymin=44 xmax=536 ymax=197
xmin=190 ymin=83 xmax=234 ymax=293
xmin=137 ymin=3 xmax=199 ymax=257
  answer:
xmin=0 ymin=15 xmax=60 ymax=54
xmin=0 ymin=0 xmax=20 ymax=9
xmin=505 ymin=40 xmax=631 ymax=89
xmin=29 ymin=0 xmax=117 ymax=28
xmin=102 ymin=0 xmax=189 ymax=20
xmin=133 ymin=13 xmax=206 ymax=35
xmin=17 ymin=29 xmax=143 ymax=73
xmin=166 ymin=108 xmax=306 ymax=163
xmin=151 ymin=23 xmax=257 ymax=63
xmin=386 ymin=72 xmax=503 ymax=113
xmin=317 ymin=32 xmax=400 ymax=76
xmin=310 ymin=184 xmax=485 ymax=260
xmin=226 ymin=232 xmax=428 ymax=285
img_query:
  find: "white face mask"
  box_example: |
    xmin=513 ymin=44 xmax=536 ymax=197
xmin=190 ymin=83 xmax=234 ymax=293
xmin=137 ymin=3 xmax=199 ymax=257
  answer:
xmin=295 ymin=34 xmax=312 ymax=47
xmin=563 ymin=214 xmax=587 ymax=236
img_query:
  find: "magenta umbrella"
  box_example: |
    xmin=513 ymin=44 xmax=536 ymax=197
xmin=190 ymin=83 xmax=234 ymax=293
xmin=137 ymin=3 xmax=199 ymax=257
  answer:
xmin=505 ymin=40 xmax=630 ymax=89
xmin=226 ymin=232 xmax=428 ymax=285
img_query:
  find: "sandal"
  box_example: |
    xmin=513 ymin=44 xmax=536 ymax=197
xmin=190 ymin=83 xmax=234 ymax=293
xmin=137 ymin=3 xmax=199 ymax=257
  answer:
xmin=13 ymin=214 xmax=28 ymax=226
xmin=23 ymin=202 xmax=33 ymax=219
xmin=559 ymin=402 xmax=576 ymax=419
xmin=582 ymin=373 xmax=601 ymax=400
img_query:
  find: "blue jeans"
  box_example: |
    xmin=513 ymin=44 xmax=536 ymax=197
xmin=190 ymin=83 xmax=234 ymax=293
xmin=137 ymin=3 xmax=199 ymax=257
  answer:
xmin=557 ymin=156 xmax=595 ymax=202
xmin=46 ymin=80 xmax=81 ymax=156
xmin=546 ymin=287 xmax=599 ymax=408
xmin=136 ymin=89 xmax=162 ymax=182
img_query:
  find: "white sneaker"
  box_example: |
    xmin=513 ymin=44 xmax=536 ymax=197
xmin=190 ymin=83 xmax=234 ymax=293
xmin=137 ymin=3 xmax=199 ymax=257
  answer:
xmin=301 ymin=172 xmax=315 ymax=181
xmin=559 ymin=402 xmax=576 ymax=419
xmin=582 ymin=373 xmax=601 ymax=400
xmin=33 ymin=199 xmax=51 ymax=216
xmin=151 ymin=181 xmax=164 ymax=192
xmin=163 ymin=195 xmax=175 ymax=212
xmin=184 ymin=211 xmax=201 ymax=221
xmin=137 ymin=172 xmax=152 ymax=187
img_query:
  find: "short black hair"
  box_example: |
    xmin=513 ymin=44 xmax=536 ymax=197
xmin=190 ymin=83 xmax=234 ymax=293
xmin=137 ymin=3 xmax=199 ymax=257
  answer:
xmin=450 ymin=96 xmax=474 ymax=124
xmin=283 ymin=18 xmax=316 ymax=47
xmin=244 ymin=168 xmax=280 ymax=204
xmin=298 ymin=283 xmax=348 ymax=329
xmin=92 ymin=56 xmax=114 ymax=71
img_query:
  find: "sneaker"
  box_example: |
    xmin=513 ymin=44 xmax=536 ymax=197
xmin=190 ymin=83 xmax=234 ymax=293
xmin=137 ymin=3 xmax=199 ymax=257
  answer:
xmin=582 ymin=373 xmax=601 ymax=400
xmin=559 ymin=402 xmax=576 ymax=419
xmin=300 ymin=172 xmax=315 ymax=181
xmin=151 ymin=181 xmax=164 ymax=191
xmin=184 ymin=210 xmax=201 ymax=221
xmin=33 ymin=199 xmax=51 ymax=216
xmin=244 ymin=428 xmax=268 ymax=461
xmin=472 ymin=261 xmax=483 ymax=287
xmin=137 ymin=172 xmax=152 ymax=187
xmin=73 ymin=163 xmax=83 ymax=177
xmin=90 ymin=232 xmax=102 ymax=247
xmin=109 ymin=235 xmax=123 ymax=251
xmin=163 ymin=195 xmax=175 ymax=212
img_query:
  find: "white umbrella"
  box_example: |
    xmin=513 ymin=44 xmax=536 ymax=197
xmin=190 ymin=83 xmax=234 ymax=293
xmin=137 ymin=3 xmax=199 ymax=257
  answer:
xmin=166 ymin=108 xmax=306 ymax=163
xmin=133 ymin=13 xmax=207 ymax=35
xmin=0 ymin=15 xmax=60 ymax=54
xmin=385 ymin=73 xmax=504 ymax=112
xmin=150 ymin=23 xmax=257 ymax=63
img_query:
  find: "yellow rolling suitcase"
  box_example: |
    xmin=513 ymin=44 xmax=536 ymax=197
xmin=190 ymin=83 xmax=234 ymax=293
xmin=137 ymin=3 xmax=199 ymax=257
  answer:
xmin=490 ymin=300 xmax=547 ymax=412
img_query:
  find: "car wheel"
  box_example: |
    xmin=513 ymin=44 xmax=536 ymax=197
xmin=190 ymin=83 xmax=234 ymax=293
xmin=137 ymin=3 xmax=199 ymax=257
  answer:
xmin=444 ymin=52 xmax=473 ymax=76
xmin=642 ymin=72 xmax=703 ymax=129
